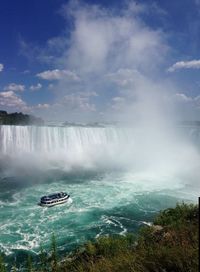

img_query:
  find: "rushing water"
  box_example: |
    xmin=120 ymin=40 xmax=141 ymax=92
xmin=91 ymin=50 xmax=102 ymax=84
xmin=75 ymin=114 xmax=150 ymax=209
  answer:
xmin=0 ymin=125 xmax=199 ymax=268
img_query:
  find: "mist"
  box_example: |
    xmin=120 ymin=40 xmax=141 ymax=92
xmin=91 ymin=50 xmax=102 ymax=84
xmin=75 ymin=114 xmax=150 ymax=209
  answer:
xmin=1 ymin=1 xmax=200 ymax=192
xmin=0 ymin=121 xmax=199 ymax=195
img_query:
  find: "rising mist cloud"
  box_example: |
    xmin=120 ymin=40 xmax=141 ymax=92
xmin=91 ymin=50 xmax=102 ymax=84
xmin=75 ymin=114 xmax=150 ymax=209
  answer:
xmin=16 ymin=0 xmax=200 ymax=122
xmin=35 ymin=0 xmax=171 ymax=122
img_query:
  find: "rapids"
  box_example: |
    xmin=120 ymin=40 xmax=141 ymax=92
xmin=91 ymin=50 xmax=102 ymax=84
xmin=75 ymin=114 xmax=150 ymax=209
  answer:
xmin=0 ymin=124 xmax=199 ymax=268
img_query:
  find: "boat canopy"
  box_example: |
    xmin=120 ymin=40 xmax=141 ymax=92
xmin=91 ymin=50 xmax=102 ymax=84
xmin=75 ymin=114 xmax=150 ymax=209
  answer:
xmin=41 ymin=192 xmax=67 ymax=201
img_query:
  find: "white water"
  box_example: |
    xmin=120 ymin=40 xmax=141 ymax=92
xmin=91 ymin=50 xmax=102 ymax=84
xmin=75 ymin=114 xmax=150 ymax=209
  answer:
xmin=0 ymin=125 xmax=135 ymax=172
xmin=0 ymin=125 xmax=128 ymax=154
xmin=0 ymin=125 xmax=199 ymax=179
xmin=0 ymin=125 xmax=199 ymax=265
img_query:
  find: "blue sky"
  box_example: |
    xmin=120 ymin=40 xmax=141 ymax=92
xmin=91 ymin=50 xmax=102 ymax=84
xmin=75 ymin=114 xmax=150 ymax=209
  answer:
xmin=1 ymin=0 xmax=200 ymax=122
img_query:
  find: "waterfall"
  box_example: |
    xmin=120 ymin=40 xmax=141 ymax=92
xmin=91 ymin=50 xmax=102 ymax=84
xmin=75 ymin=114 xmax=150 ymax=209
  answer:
xmin=0 ymin=125 xmax=199 ymax=175
xmin=0 ymin=125 xmax=130 ymax=154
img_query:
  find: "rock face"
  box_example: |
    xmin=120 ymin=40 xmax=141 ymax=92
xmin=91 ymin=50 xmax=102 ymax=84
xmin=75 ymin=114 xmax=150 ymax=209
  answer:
xmin=0 ymin=110 xmax=44 ymax=125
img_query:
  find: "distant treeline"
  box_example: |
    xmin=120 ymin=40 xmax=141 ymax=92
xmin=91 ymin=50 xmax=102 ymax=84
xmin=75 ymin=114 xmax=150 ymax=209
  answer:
xmin=0 ymin=110 xmax=44 ymax=125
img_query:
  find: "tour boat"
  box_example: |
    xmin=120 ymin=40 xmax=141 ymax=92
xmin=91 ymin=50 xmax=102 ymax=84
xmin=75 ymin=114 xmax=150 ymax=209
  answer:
xmin=39 ymin=192 xmax=71 ymax=207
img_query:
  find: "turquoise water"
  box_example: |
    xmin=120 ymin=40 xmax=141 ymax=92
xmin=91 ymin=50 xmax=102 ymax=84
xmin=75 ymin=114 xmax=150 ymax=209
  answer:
xmin=0 ymin=169 xmax=195 ymax=269
xmin=0 ymin=125 xmax=199 ymax=268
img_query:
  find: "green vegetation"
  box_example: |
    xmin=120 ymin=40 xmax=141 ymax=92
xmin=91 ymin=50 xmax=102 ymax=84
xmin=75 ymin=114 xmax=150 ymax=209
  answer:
xmin=27 ymin=255 xmax=33 ymax=272
xmin=61 ymin=203 xmax=198 ymax=272
xmin=0 ymin=110 xmax=44 ymax=125
xmin=0 ymin=255 xmax=6 ymax=272
xmin=0 ymin=203 xmax=198 ymax=272
xmin=51 ymin=233 xmax=58 ymax=272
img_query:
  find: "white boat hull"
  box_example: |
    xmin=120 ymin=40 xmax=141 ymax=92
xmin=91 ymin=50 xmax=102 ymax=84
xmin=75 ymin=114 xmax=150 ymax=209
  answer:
xmin=39 ymin=197 xmax=72 ymax=207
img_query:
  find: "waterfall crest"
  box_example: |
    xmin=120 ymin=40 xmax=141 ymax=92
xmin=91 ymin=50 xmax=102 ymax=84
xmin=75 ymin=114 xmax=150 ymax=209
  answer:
xmin=0 ymin=125 xmax=131 ymax=158
xmin=0 ymin=125 xmax=199 ymax=175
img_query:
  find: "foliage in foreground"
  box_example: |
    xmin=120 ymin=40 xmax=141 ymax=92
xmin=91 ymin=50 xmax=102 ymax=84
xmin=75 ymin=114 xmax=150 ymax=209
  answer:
xmin=0 ymin=203 xmax=198 ymax=272
xmin=61 ymin=203 xmax=198 ymax=272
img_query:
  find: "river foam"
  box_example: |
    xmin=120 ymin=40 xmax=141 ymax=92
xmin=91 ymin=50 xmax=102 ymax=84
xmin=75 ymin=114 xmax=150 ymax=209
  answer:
xmin=0 ymin=125 xmax=199 ymax=267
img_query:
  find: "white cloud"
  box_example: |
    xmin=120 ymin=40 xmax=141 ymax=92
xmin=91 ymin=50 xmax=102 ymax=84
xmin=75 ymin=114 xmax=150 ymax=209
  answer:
xmin=62 ymin=93 xmax=96 ymax=112
xmin=34 ymin=103 xmax=50 ymax=109
xmin=36 ymin=69 xmax=80 ymax=81
xmin=171 ymin=92 xmax=200 ymax=109
xmin=174 ymin=93 xmax=193 ymax=102
xmin=0 ymin=63 xmax=4 ymax=72
xmin=4 ymin=83 xmax=25 ymax=92
xmin=19 ymin=1 xmax=188 ymax=122
xmin=174 ymin=93 xmax=200 ymax=105
xmin=0 ymin=91 xmax=27 ymax=109
xmin=62 ymin=1 xmax=166 ymax=76
xmin=111 ymin=96 xmax=126 ymax=110
xmin=107 ymin=69 xmax=142 ymax=87
xmin=39 ymin=0 xmax=168 ymax=121
xmin=0 ymin=91 xmax=50 ymax=113
xmin=169 ymin=92 xmax=200 ymax=119
xmin=168 ymin=60 xmax=200 ymax=72
xmin=112 ymin=97 xmax=125 ymax=102
xmin=30 ymin=83 xmax=42 ymax=91
xmin=15 ymin=1 xmax=171 ymax=122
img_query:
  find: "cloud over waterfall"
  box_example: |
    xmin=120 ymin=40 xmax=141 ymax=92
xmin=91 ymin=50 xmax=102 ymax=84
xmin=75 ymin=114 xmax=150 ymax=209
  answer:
xmin=37 ymin=0 xmax=170 ymax=122
xmin=16 ymin=0 xmax=199 ymax=122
